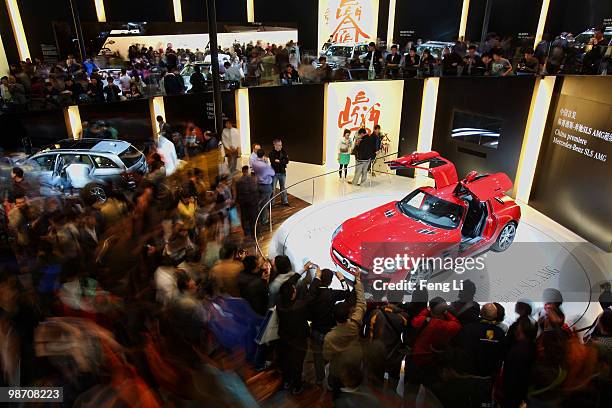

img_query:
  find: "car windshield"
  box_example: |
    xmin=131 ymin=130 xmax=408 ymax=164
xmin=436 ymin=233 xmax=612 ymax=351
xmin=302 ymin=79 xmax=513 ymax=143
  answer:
xmin=397 ymin=189 xmax=464 ymax=230
xmin=327 ymin=46 xmax=353 ymax=58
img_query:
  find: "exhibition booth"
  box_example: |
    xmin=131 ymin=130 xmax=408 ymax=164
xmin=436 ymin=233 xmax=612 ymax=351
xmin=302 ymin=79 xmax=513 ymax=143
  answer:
xmin=2 ymin=76 xmax=610 ymax=254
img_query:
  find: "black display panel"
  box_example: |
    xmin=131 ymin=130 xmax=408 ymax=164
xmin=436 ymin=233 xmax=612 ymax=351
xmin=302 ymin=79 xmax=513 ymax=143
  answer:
xmin=163 ymin=91 xmax=236 ymax=135
xmin=431 ymin=76 xmax=535 ymax=183
xmin=451 ymin=111 xmax=503 ymax=150
xmin=78 ymin=99 xmax=153 ymax=144
xmin=394 ymin=0 xmax=463 ymax=45
xmin=397 ymin=79 xmax=425 ymax=177
xmin=254 ymin=0 xmax=318 ymax=51
xmin=530 ymin=76 xmax=612 ymax=252
xmin=0 ymin=109 xmax=68 ymax=151
xmin=248 ymin=84 xmax=325 ymax=165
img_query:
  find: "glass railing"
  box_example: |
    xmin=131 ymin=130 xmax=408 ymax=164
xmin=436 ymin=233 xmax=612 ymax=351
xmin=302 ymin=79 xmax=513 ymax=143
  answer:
xmin=253 ymin=151 xmax=402 ymax=259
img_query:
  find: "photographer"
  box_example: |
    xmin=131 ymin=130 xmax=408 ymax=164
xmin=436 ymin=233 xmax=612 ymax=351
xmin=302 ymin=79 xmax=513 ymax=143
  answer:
xmin=405 ymin=297 xmax=461 ymax=390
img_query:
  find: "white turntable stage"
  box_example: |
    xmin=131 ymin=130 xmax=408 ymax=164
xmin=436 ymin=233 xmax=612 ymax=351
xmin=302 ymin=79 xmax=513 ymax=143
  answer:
xmin=265 ymin=164 xmax=611 ymax=328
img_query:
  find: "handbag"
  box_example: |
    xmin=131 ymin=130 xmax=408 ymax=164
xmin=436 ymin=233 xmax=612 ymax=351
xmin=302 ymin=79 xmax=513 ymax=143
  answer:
xmin=255 ymin=307 xmax=280 ymax=345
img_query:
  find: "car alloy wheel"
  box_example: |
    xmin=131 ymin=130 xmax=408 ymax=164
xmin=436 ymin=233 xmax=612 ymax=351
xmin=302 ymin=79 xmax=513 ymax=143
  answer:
xmin=498 ymin=223 xmax=516 ymax=250
xmin=90 ymin=186 xmax=107 ymax=204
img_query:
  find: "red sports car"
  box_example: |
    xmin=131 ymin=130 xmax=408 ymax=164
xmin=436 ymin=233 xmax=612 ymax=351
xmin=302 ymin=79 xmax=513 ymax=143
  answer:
xmin=330 ymin=151 xmax=521 ymax=283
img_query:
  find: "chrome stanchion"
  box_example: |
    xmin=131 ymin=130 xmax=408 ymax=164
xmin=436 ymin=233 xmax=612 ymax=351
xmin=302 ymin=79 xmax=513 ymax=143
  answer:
xmin=269 ymin=201 xmax=272 ymax=232
xmin=312 ymin=179 xmax=315 ymax=204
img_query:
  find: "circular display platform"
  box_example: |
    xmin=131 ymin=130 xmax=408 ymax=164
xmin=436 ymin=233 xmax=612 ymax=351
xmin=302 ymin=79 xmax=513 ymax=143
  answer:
xmin=268 ymin=192 xmax=602 ymax=327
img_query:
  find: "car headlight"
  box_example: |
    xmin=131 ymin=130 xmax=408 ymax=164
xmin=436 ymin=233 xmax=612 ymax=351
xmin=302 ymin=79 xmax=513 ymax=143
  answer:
xmin=332 ymin=224 xmax=343 ymax=240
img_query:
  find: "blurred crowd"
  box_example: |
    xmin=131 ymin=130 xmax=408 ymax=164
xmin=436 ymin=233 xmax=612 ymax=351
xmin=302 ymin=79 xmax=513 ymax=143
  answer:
xmin=0 ymin=113 xmax=611 ymax=407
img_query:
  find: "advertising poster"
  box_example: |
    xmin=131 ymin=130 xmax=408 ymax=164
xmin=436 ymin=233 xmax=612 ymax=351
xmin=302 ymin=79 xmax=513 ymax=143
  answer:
xmin=530 ymin=77 xmax=612 ymax=252
xmin=324 ymin=81 xmax=403 ymax=168
xmin=318 ymin=0 xmax=380 ymax=51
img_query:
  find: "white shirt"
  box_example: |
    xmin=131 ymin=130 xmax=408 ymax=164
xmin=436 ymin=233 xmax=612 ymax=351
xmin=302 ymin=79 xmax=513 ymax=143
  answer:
xmin=157 ymin=135 xmax=178 ymax=175
xmin=222 ymin=127 xmax=241 ymax=151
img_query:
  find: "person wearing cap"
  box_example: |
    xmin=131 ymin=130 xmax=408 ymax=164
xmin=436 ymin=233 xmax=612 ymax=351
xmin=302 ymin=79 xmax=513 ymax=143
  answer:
xmin=455 ymin=303 xmax=505 ymax=377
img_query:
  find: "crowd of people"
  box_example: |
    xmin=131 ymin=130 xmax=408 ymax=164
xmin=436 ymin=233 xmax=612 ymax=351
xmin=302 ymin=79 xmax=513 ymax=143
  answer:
xmin=0 ymin=111 xmax=610 ymax=406
xmin=1 ymin=27 xmax=609 ymax=114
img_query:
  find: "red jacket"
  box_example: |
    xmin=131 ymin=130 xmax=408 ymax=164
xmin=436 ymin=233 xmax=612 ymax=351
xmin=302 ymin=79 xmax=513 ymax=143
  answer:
xmin=411 ymin=308 xmax=462 ymax=366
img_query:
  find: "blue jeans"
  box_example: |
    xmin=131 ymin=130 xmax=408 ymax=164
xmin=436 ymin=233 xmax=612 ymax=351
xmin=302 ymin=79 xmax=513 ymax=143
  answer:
xmin=257 ymin=183 xmax=273 ymax=224
xmin=273 ymin=173 xmax=288 ymax=204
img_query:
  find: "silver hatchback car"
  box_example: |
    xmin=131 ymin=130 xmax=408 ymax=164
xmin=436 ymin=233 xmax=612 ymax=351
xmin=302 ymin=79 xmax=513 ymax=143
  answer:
xmin=16 ymin=139 xmax=148 ymax=203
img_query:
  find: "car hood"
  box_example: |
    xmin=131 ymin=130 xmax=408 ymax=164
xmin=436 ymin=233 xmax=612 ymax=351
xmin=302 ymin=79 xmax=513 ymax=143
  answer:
xmin=333 ymin=201 xmax=460 ymax=266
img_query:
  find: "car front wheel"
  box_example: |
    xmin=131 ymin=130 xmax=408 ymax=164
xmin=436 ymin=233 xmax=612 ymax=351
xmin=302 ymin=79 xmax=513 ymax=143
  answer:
xmin=81 ymin=183 xmax=108 ymax=205
xmin=491 ymin=222 xmax=517 ymax=252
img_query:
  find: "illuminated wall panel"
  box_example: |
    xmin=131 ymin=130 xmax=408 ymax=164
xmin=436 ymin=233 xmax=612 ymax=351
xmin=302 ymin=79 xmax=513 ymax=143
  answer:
xmin=5 ymin=0 xmax=29 ymax=60
xmin=515 ymin=76 xmax=556 ymax=203
xmin=64 ymin=105 xmax=83 ymax=140
xmin=0 ymin=33 xmax=9 ymax=76
xmin=94 ymin=0 xmax=106 ymax=22
xmin=318 ymin=0 xmax=379 ymax=51
xmin=236 ymin=88 xmax=252 ymax=155
xmin=324 ymin=80 xmax=404 ymax=168
xmin=173 ymin=0 xmax=183 ymax=22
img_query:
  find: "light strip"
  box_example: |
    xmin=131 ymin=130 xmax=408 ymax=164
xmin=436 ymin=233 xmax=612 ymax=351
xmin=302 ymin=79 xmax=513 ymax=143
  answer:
xmin=149 ymin=96 xmax=166 ymax=140
xmin=247 ymin=0 xmax=254 ymax=23
xmin=64 ymin=105 xmax=83 ymax=140
xmin=514 ymin=76 xmax=556 ymax=202
xmin=94 ymin=0 xmax=107 ymax=23
xmin=534 ymin=0 xmax=550 ymax=49
xmin=387 ymin=0 xmax=397 ymax=46
xmin=416 ymin=78 xmax=439 ymax=178
xmin=459 ymin=0 xmax=470 ymax=40
xmin=0 ymin=33 xmax=9 ymax=76
xmin=5 ymin=0 xmax=30 ymax=61
xmin=235 ymin=88 xmax=251 ymax=156
xmin=173 ymin=0 xmax=182 ymax=23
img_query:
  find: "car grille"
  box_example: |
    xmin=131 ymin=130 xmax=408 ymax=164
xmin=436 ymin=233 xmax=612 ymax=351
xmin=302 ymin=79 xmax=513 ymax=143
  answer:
xmin=384 ymin=209 xmax=396 ymax=218
xmin=332 ymin=248 xmax=368 ymax=274
xmin=416 ymin=229 xmax=437 ymax=235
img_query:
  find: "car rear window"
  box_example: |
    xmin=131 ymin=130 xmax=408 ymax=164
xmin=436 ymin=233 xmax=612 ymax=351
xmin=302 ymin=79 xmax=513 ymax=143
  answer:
xmin=119 ymin=146 xmax=142 ymax=168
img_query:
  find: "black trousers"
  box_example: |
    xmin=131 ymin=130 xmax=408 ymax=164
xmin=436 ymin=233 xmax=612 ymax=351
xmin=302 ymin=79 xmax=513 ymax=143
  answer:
xmin=279 ymin=338 xmax=307 ymax=390
xmin=239 ymin=203 xmax=257 ymax=237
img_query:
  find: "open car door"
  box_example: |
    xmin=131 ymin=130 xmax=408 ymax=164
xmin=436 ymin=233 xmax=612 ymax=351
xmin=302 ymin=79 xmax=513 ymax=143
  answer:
xmin=460 ymin=172 xmax=513 ymax=201
xmin=386 ymin=151 xmax=458 ymax=188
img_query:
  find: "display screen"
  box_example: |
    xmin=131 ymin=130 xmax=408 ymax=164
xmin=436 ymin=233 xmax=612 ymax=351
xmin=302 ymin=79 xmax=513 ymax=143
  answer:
xmin=451 ymin=111 xmax=503 ymax=150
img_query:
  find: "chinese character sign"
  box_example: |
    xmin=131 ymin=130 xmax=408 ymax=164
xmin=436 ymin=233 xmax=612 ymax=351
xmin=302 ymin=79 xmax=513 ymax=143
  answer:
xmin=337 ymin=90 xmax=381 ymax=134
xmin=318 ymin=0 xmax=379 ymax=51
xmin=325 ymin=81 xmax=403 ymax=168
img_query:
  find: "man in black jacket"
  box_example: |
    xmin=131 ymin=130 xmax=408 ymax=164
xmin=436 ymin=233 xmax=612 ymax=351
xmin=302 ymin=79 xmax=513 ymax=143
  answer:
xmin=276 ymin=269 xmax=314 ymax=395
xmin=308 ymin=268 xmax=351 ymax=384
xmin=268 ymin=139 xmax=290 ymax=206
xmin=456 ymin=303 xmax=505 ymax=377
xmin=349 ymin=128 xmax=377 ymax=186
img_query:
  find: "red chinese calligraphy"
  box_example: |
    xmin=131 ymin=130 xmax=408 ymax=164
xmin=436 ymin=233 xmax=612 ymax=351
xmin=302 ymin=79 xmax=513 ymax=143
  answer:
xmin=337 ymin=90 xmax=381 ymax=133
xmin=331 ymin=0 xmax=369 ymax=44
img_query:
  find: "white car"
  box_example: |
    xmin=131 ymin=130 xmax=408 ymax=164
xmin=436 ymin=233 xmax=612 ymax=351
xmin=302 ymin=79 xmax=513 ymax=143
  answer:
xmin=16 ymin=139 xmax=147 ymax=203
xmin=319 ymin=43 xmax=369 ymax=68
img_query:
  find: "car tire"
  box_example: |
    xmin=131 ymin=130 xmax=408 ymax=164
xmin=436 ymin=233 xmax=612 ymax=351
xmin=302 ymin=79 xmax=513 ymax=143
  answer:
xmin=491 ymin=221 xmax=517 ymax=252
xmin=81 ymin=183 xmax=108 ymax=205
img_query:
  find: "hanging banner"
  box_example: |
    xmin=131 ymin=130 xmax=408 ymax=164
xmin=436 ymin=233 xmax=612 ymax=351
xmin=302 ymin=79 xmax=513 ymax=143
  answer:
xmin=318 ymin=0 xmax=380 ymax=52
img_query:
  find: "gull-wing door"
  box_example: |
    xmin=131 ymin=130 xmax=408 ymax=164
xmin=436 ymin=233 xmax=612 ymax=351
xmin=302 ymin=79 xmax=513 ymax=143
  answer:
xmin=386 ymin=151 xmax=458 ymax=188
xmin=458 ymin=172 xmax=513 ymax=201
